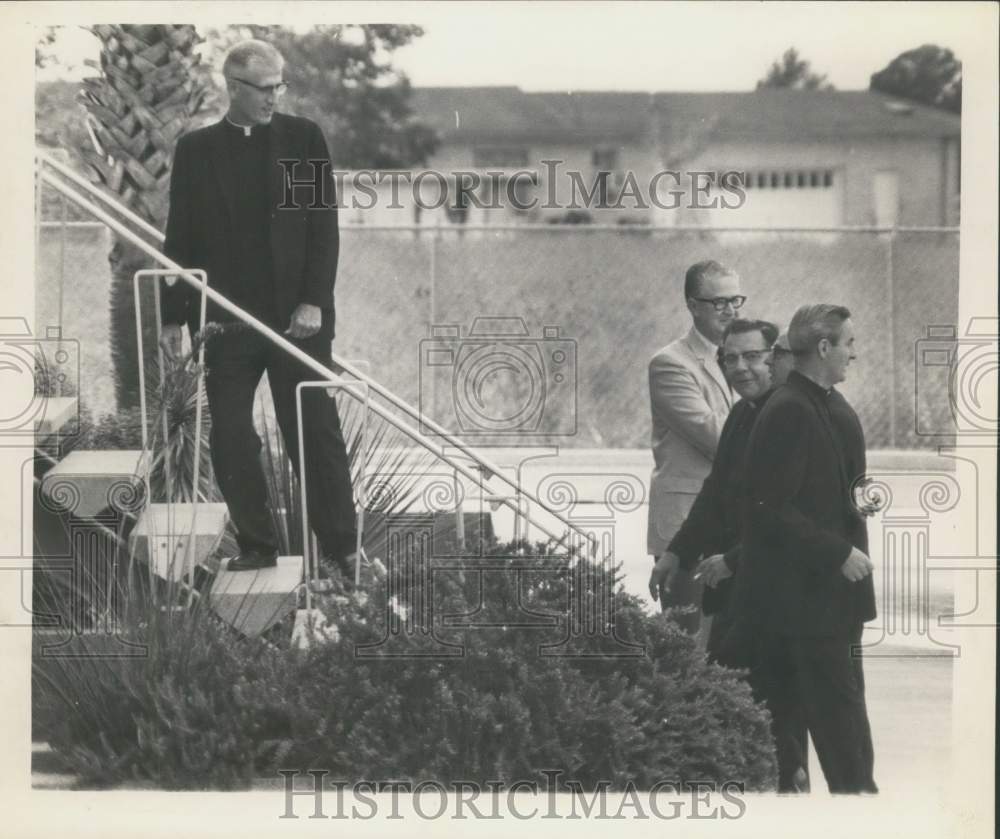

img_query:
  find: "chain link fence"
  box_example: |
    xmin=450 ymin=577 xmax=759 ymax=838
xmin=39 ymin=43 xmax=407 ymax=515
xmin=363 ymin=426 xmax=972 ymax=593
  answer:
xmin=37 ymin=220 xmax=960 ymax=449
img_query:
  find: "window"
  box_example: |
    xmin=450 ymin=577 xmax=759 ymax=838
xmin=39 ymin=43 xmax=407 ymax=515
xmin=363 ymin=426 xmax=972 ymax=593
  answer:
xmin=473 ymin=147 xmax=529 ymax=168
xmin=740 ymin=169 xmax=835 ymax=190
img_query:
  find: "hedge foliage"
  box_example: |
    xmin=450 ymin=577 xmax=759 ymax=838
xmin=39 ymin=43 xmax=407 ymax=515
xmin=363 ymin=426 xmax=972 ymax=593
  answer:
xmin=34 ymin=541 xmax=777 ymax=790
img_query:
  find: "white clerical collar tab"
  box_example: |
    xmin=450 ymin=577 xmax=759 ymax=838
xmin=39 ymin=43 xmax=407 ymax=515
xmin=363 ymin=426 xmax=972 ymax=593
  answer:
xmin=225 ymin=116 xmax=253 ymax=136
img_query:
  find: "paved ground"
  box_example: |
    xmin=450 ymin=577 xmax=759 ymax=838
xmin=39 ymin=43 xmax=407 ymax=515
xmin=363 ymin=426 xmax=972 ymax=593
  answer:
xmin=813 ymin=655 xmax=952 ymax=794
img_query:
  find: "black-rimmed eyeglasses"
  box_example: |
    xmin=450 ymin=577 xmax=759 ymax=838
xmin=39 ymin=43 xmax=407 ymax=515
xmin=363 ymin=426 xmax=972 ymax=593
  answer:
xmin=230 ymin=77 xmax=288 ymax=96
xmin=720 ymin=349 xmax=769 ymax=367
xmin=691 ymin=295 xmax=747 ymax=312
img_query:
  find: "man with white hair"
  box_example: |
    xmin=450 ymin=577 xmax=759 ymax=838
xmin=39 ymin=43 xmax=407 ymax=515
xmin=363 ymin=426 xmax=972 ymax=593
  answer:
xmin=647 ymin=260 xmax=742 ymax=635
xmin=159 ymin=39 xmax=358 ymax=576
xmin=740 ymin=304 xmax=878 ymax=794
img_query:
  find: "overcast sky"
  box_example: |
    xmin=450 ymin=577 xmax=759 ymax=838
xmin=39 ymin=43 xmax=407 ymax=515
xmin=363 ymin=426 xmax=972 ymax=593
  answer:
xmin=38 ymin=2 xmax=987 ymax=92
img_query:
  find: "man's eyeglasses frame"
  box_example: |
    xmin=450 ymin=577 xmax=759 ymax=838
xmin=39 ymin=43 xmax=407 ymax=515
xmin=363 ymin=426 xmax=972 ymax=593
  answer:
xmin=228 ymin=76 xmax=288 ymax=96
xmin=691 ymin=295 xmax=748 ymax=312
xmin=720 ymin=349 xmax=770 ymax=367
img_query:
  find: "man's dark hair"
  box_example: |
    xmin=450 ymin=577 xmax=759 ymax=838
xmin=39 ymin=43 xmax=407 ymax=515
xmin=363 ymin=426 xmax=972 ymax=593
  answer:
xmin=788 ymin=304 xmax=852 ymax=354
xmin=684 ymin=260 xmax=738 ymax=299
xmin=719 ymin=318 xmax=779 ymax=350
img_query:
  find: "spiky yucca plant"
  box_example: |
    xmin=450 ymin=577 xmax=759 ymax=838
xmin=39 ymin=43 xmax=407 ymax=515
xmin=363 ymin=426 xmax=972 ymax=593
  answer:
xmin=79 ymin=24 xmax=211 ymax=413
xmin=214 ymin=385 xmax=444 ymax=563
xmin=143 ymin=334 xmax=217 ymax=504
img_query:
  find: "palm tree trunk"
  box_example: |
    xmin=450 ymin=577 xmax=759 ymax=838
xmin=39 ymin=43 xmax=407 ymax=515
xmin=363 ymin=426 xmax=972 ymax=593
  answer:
xmin=79 ymin=23 xmax=210 ymax=412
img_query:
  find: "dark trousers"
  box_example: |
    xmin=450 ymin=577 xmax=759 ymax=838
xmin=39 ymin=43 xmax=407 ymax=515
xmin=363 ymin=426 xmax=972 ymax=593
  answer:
xmin=204 ymin=323 xmax=357 ymax=559
xmin=747 ymin=632 xmax=811 ymax=793
xmin=789 ymin=623 xmax=877 ymax=794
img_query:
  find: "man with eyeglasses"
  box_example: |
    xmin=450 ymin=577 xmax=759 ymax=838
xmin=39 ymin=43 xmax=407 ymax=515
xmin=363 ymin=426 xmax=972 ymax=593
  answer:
xmin=767 ymin=330 xmax=796 ymax=386
xmin=159 ymin=39 xmax=359 ymax=579
xmin=648 ymin=317 xmax=809 ymax=792
xmin=646 ymin=259 xmax=744 ymax=636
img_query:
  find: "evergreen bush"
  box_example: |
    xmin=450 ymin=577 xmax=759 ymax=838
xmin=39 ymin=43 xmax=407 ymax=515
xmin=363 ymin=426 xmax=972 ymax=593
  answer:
xmin=34 ymin=541 xmax=777 ymax=791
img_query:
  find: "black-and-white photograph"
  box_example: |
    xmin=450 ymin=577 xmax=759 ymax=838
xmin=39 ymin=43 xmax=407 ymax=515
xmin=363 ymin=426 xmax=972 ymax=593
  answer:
xmin=3 ymin=1 xmax=997 ymax=834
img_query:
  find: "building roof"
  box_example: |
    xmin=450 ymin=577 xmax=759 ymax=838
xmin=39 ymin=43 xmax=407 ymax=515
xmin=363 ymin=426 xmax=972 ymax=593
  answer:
xmin=410 ymin=87 xmax=961 ymax=146
xmin=411 ymin=87 xmax=653 ymax=145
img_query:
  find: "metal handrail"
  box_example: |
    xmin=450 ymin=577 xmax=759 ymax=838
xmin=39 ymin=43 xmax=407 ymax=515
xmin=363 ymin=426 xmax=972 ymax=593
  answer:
xmin=35 ymin=152 xmax=597 ymax=553
xmin=134 ymin=268 xmax=209 ymax=606
xmin=37 ymin=150 xmax=167 ymax=244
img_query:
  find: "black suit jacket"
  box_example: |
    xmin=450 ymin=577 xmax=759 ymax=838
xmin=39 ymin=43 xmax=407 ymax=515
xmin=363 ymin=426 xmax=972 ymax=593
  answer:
xmin=161 ymin=113 xmax=339 ymax=336
xmin=740 ymin=371 xmax=877 ymax=639
xmin=668 ymin=391 xmax=771 ymax=573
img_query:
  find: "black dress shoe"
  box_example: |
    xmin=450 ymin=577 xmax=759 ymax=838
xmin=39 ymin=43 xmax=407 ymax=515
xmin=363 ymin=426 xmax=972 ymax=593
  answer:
xmin=226 ymin=550 xmax=278 ymax=571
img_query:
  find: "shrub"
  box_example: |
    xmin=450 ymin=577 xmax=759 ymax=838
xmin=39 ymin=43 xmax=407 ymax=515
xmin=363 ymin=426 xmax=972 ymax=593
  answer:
xmin=33 ymin=540 xmax=777 ymax=791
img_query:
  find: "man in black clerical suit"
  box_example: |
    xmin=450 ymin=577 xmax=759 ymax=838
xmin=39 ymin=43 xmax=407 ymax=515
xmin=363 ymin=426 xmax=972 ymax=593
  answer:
xmin=740 ymin=304 xmax=877 ymax=794
xmin=648 ymin=318 xmax=809 ymax=793
xmin=159 ymin=39 xmax=357 ymax=575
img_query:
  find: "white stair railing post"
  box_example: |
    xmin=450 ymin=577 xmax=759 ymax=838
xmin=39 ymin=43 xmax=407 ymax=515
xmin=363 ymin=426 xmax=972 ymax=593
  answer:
xmin=133 ymin=268 xmax=208 ymax=605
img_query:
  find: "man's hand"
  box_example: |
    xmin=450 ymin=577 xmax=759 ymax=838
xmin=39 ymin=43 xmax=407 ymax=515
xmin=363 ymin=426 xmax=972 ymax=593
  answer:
xmin=285 ymin=303 xmax=322 ymax=339
xmin=159 ymin=324 xmax=183 ymax=362
xmin=694 ymin=553 xmax=732 ymax=588
xmin=841 ymin=547 xmax=874 ymax=582
xmin=649 ymin=552 xmax=680 ymax=603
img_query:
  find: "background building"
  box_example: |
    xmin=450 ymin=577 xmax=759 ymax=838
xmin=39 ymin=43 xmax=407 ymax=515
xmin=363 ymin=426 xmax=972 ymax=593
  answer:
xmin=346 ymin=87 xmax=960 ymax=229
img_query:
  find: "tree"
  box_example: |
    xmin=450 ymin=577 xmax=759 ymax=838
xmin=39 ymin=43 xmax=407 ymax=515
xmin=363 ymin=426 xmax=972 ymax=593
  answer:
xmin=79 ymin=25 xmax=211 ymax=412
xmin=757 ymin=48 xmax=834 ymax=91
xmin=207 ymin=24 xmax=439 ymax=169
xmin=870 ymin=44 xmax=961 ymax=114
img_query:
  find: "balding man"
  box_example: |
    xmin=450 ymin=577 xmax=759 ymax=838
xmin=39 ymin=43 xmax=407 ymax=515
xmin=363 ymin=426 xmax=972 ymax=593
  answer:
xmin=741 ymin=304 xmax=877 ymax=794
xmin=160 ymin=39 xmax=357 ymax=576
xmin=647 ymin=260 xmax=742 ymax=635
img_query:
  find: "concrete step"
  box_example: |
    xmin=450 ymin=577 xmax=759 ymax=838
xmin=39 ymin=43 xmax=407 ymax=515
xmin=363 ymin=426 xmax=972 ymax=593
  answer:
xmin=129 ymin=502 xmax=229 ymax=580
xmin=207 ymin=556 xmax=303 ymax=637
xmin=40 ymin=449 xmax=146 ymax=519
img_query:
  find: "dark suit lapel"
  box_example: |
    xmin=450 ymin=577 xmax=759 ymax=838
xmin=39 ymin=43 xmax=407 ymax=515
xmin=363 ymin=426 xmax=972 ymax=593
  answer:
xmin=208 ymin=120 xmax=237 ymax=224
xmin=266 ymin=115 xmax=290 ymax=284
xmin=799 ymin=381 xmax=851 ymax=501
xmin=267 ymin=113 xmax=288 ymax=215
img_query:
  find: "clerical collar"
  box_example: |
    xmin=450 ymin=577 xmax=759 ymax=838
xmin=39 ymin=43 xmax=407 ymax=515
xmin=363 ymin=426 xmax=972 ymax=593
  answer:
xmin=789 ymin=369 xmax=833 ymax=397
xmin=224 ymin=115 xmax=261 ymax=137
